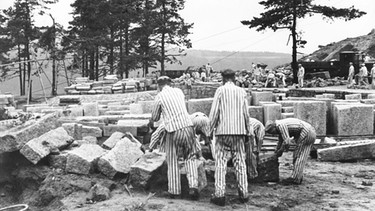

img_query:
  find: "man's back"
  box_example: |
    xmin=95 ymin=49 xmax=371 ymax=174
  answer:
xmin=152 ymin=86 xmax=192 ymax=132
xmin=210 ymin=82 xmax=249 ymax=135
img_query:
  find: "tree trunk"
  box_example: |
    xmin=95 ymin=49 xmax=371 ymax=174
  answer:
xmin=95 ymin=46 xmax=99 ymax=81
xmin=124 ymin=26 xmax=129 ymax=78
xmin=119 ymin=29 xmax=123 ymax=78
xmin=89 ymin=49 xmax=95 ymax=80
xmin=291 ymin=0 xmax=298 ymax=84
xmin=109 ymin=28 xmax=114 ymax=75
xmin=18 ymin=45 xmax=23 ymax=95
xmin=160 ymin=1 xmax=166 ymax=76
xmin=81 ymin=51 xmax=85 ymax=76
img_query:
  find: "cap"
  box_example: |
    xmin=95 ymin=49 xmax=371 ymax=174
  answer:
xmin=221 ymin=69 xmax=235 ymax=77
xmin=157 ymin=76 xmax=172 ymax=85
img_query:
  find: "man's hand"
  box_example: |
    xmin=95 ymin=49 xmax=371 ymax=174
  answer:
xmin=148 ymin=119 xmax=154 ymax=129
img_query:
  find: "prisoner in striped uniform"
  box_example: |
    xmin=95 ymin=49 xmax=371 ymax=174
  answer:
xmin=209 ymin=69 xmax=253 ymax=206
xmin=149 ymin=112 xmax=210 ymax=153
xmin=265 ymin=118 xmax=316 ymax=185
xmin=150 ymin=76 xmax=200 ymax=200
xmin=246 ymin=118 xmax=265 ymax=179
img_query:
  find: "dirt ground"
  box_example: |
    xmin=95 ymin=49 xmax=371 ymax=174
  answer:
xmin=43 ymin=152 xmax=374 ymax=211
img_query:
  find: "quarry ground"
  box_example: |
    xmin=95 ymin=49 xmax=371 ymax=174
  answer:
xmin=28 ymin=152 xmax=375 ymax=211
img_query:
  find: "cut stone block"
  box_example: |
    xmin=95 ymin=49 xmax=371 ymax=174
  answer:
xmin=102 ymin=132 xmax=126 ymax=149
xmin=98 ymin=138 xmax=143 ymax=178
xmin=0 ymin=113 xmax=60 ymax=153
xmin=48 ymin=152 xmax=69 ymax=169
xmin=294 ymin=101 xmax=327 ymax=136
xmin=281 ymin=113 xmax=294 ymax=119
xmin=20 ymin=127 xmax=74 ymax=164
xmin=187 ymin=98 xmax=213 ymax=116
xmin=332 ymin=104 xmax=374 ymax=136
xmin=66 ymin=144 xmax=107 ymax=175
xmin=361 ymin=99 xmax=375 ymax=104
xmin=82 ymin=102 xmax=99 ymax=116
xmin=130 ymin=152 xmax=167 ymax=188
xmin=251 ymin=91 xmax=274 ymax=106
xmin=59 ymin=96 xmax=81 ymax=105
xmin=82 ymin=136 xmax=98 ymax=145
xmin=129 ymin=103 xmax=143 ymax=114
xmin=104 ymin=111 xmax=130 ymax=115
xmin=281 ymin=107 xmax=293 ymax=113
xmin=249 ymin=153 xmax=279 ymax=183
xmin=62 ymin=123 xmax=83 ymax=140
xmin=368 ymin=94 xmax=375 ymax=99
xmin=139 ymin=101 xmax=155 ymax=114
xmin=103 ymin=125 xmax=137 ymax=137
xmin=345 ymin=94 xmax=362 ymax=100
xmin=263 ymin=103 xmax=281 ymax=124
xmin=107 ymin=105 xmax=129 ymax=111
xmin=318 ymin=142 xmax=375 ymax=162
xmin=66 ymin=106 xmax=84 ymax=117
xmin=248 ymin=106 xmax=264 ymax=124
xmin=82 ymin=125 xmax=103 ymax=137
xmin=322 ymin=93 xmax=335 ymax=99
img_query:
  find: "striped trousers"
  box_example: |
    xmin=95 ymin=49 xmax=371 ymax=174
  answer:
xmin=165 ymin=126 xmax=198 ymax=195
xmin=214 ymin=135 xmax=248 ymax=198
xmin=291 ymin=125 xmax=316 ymax=183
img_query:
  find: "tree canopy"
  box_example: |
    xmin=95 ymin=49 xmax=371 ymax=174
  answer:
xmin=241 ymin=0 xmax=366 ymax=82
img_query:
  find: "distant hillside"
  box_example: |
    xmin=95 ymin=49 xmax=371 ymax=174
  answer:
xmin=301 ymin=29 xmax=375 ymax=61
xmin=164 ymin=49 xmax=292 ymax=71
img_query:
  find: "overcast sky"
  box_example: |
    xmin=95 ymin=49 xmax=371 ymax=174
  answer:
xmin=1 ymin=0 xmax=374 ymax=55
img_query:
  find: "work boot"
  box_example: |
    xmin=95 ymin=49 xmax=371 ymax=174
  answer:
xmin=210 ymin=196 xmax=225 ymax=206
xmin=188 ymin=188 xmax=200 ymax=201
xmin=162 ymin=191 xmax=181 ymax=199
xmin=238 ymin=190 xmax=249 ymax=203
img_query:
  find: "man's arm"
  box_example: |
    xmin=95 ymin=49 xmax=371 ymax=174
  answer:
xmin=208 ymin=88 xmax=221 ymax=137
xmin=150 ymin=95 xmax=162 ymax=122
xmin=276 ymin=122 xmax=293 ymax=145
xmin=243 ymin=91 xmax=254 ymax=137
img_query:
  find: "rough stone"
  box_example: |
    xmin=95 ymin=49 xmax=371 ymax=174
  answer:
xmin=102 ymin=132 xmax=126 ymax=149
xmin=368 ymin=94 xmax=375 ymax=99
xmin=66 ymin=106 xmax=84 ymax=117
xmin=20 ymin=127 xmax=74 ymax=164
xmin=0 ymin=113 xmax=60 ymax=153
xmin=248 ymin=106 xmax=264 ymax=124
xmin=129 ymin=103 xmax=143 ymax=114
xmin=318 ymin=142 xmax=375 ymax=162
xmin=82 ymin=136 xmax=98 ymax=145
xmin=62 ymin=123 xmax=83 ymax=140
xmin=294 ymin=101 xmax=327 ymax=136
xmin=130 ymin=151 xmax=167 ymax=188
xmin=98 ymin=138 xmax=143 ymax=178
xmin=345 ymin=94 xmax=362 ymax=100
xmin=249 ymin=106 xmax=264 ymax=124
xmin=82 ymin=125 xmax=102 ymax=137
xmin=86 ymin=184 xmax=110 ymax=202
xmin=139 ymin=100 xmax=155 ymax=114
xmin=281 ymin=107 xmax=293 ymax=113
xmin=48 ymin=152 xmax=69 ymax=169
xmin=251 ymin=91 xmax=274 ymax=106
xmin=66 ymin=144 xmax=107 ymax=175
xmin=103 ymin=125 xmax=137 ymax=137
xmin=332 ymin=104 xmax=374 ymax=136
xmin=262 ymin=103 xmax=281 ymax=124
xmin=187 ymin=98 xmax=213 ymax=116
xmin=82 ymin=103 xmax=99 ymax=116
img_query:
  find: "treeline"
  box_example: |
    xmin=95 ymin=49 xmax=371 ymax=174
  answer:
xmin=0 ymin=0 xmax=192 ymax=96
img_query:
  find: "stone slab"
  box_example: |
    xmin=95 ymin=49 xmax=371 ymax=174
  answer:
xmin=0 ymin=113 xmax=60 ymax=153
xmin=130 ymin=152 xmax=167 ymax=188
xmin=103 ymin=125 xmax=137 ymax=137
xmin=345 ymin=94 xmax=362 ymax=100
xmin=82 ymin=103 xmax=99 ymax=116
xmin=332 ymin=104 xmax=374 ymax=136
xmin=281 ymin=107 xmax=293 ymax=113
xmin=318 ymin=142 xmax=375 ymax=162
xmin=66 ymin=144 xmax=107 ymax=175
xmin=251 ymin=92 xmax=274 ymax=106
xmin=281 ymin=113 xmax=294 ymax=119
xmin=187 ymin=98 xmax=213 ymax=116
xmin=102 ymin=131 xmax=126 ymax=149
xmin=20 ymin=127 xmax=74 ymax=164
xmin=262 ymin=103 xmax=281 ymax=124
xmin=82 ymin=125 xmax=103 ymax=137
xmin=293 ymin=101 xmax=327 ymax=136
xmin=62 ymin=123 xmax=83 ymax=140
xmin=98 ymin=138 xmax=143 ymax=178
xmin=248 ymin=106 xmax=264 ymax=124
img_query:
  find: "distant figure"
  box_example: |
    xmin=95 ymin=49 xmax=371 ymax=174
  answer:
xmin=201 ymin=71 xmax=207 ymax=82
xmin=297 ymin=64 xmax=305 ymax=88
xmin=359 ymin=63 xmax=368 ymax=85
xmin=206 ymin=63 xmax=213 ymax=77
xmin=347 ymin=62 xmax=355 ymax=86
xmin=253 ymin=64 xmax=261 ymax=82
xmin=371 ymin=64 xmax=375 ymax=89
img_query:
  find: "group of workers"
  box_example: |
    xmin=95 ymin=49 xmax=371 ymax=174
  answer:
xmin=347 ymin=62 xmax=375 ymax=88
xmin=147 ymin=69 xmax=317 ymax=206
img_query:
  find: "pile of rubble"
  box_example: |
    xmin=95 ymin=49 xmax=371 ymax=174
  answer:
xmin=64 ymin=76 xmax=156 ymax=95
xmin=305 ymin=77 xmax=347 ymax=88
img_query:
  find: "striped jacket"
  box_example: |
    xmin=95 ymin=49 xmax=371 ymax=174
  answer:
xmin=149 ymin=112 xmax=210 ymax=149
xmin=275 ymin=118 xmax=312 ymax=144
xmin=250 ymin=117 xmax=265 ymax=149
xmin=151 ymin=86 xmax=193 ymax=132
xmin=209 ymin=81 xmax=252 ymax=135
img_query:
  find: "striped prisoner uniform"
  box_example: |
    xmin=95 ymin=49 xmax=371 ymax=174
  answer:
xmin=149 ymin=112 xmax=210 ymax=152
xmin=209 ymin=81 xmax=252 ymax=198
xmin=246 ymin=118 xmax=265 ymax=179
xmin=151 ymin=85 xmax=198 ymax=195
xmin=275 ymin=118 xmax=316 ymax=183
